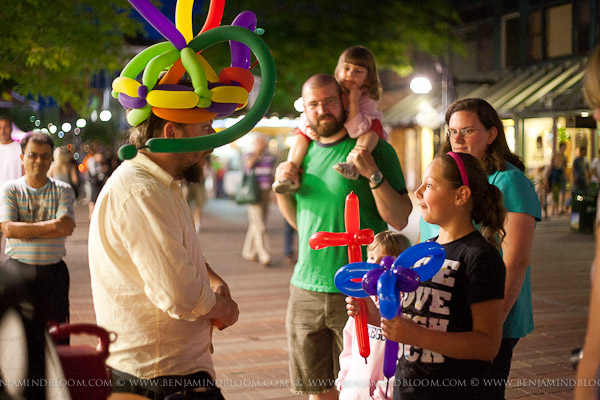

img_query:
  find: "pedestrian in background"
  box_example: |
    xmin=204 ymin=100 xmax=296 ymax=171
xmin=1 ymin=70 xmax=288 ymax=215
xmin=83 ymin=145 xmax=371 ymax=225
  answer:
xmin=572 ymin=145 xmax=590 ymax=193
xmin=241 ymin=134 xmax=275 ymax=267
xmin=534 ymin=166 xmax=549 ymax=219
xmin=48 ymin=146 xmax=80 ymax=198
xmin=549 ymin=141 xmax=568 ymax=215
xmin=590 ymin=145 xmax=600 ymax=192
xmin=0 ymin=116 xmax=24 ymax=248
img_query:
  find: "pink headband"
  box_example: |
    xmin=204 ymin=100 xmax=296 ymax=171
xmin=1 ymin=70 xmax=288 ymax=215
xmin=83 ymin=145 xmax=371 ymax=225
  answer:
xmin=447 ymin=151 xmax=469 ymax=187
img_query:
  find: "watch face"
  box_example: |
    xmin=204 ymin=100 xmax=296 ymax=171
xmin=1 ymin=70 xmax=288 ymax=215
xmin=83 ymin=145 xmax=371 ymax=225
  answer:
xmin=370 ymin=170 xmax=383 ymax=184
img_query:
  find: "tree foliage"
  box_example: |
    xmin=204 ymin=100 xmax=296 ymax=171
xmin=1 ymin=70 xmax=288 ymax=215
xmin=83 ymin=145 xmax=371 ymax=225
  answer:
xmin=1 ymin=0 xmax=462 ymax=117
xmin=0 ymin=0 xmax=141 ymax=115
xmin=213 ymin=0 xmax=464 ymax=115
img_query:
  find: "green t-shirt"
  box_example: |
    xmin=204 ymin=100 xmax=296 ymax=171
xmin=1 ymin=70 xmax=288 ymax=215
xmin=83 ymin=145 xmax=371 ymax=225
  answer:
xmin=419 ymin=161 xmax=542 ymax=338
xmin=292 ymin=136 xmax=407 ymax=292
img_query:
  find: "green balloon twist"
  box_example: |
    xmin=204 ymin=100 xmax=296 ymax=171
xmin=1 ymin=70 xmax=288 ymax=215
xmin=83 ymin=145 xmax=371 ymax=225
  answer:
xmin=119 ymin=26 xmax=276 ymax=160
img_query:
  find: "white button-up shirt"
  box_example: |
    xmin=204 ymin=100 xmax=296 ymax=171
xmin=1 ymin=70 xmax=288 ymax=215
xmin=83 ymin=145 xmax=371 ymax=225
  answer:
xmin=89 ymin=153 xmax=216 ymax=379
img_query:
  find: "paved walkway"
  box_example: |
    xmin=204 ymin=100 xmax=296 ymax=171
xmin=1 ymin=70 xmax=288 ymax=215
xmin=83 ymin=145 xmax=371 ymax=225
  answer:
xmin=5 ymin=196 xmax=593 ymax=399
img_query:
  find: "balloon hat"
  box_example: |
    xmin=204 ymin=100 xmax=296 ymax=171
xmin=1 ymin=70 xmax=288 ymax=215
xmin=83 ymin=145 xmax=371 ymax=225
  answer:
xmin=114 ymin=0 xmax=276 ymax=160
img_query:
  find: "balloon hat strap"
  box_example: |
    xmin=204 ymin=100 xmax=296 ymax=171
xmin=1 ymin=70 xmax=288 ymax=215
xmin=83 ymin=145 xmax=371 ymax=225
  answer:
xmin=118 ymin=144 xmax=149 ymax=160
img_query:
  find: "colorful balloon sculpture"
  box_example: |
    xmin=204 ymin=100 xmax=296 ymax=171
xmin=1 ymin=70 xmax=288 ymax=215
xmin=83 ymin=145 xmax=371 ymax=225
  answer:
xmin=309 ymin=192 xmax=374 ymax=361
xmin=114 ymin=0 xmax=276 ymax=160
xmin=334 ymin=242 xmax=446 ymax=381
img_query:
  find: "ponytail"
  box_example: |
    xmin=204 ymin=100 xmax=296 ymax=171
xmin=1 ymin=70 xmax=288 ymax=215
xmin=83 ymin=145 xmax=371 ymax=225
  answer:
xmin=473 ymin=183 xmax=506 ymax=248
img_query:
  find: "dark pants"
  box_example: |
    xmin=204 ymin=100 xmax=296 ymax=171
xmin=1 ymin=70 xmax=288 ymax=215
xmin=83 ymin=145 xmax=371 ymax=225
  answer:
xmin=483 ymin=338 xmax=520 ymax=399
xmin=284 ymin=220 xmax=296 ymax=257
xmin=0 ymin=258 xmax=70 ymax=325
xmin=111 ymin=368 xmax=225 ymax=400
xmin=0 ymin=258 xmax=70 ymax=398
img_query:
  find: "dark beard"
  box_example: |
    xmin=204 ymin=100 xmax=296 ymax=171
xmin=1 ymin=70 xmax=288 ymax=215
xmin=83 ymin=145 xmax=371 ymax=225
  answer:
xmin=183 ymin=162 xmax=204 ymax=183
xmin=310 ymin=113 xmax=345 ymax=138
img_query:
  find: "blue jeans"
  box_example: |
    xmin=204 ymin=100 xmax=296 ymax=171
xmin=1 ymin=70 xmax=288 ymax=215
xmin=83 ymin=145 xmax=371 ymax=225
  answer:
xmin=284 ymin=221 xmax=296 ymax=257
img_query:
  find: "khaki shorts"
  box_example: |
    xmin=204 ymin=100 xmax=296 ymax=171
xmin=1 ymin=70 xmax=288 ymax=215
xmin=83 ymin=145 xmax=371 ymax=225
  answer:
xmin=285 ymin=285 xmax=348 ymax=394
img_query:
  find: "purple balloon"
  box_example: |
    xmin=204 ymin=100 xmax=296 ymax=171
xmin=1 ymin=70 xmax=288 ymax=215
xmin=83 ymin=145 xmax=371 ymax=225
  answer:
xmin=128 ymin=0 xmax=187 ymax=50
xmin=229 ymin=11 xmax=257 ymax=69
xmin=394 ymin=268 xmax=420 ymax=293
xmin=206 ymin=102 xmax=238 ymax=115
xmin=154 ymin=84 xmax=194 ymax=92
xmin=393 ymin=241 xmax=445 ymax=282
xmin=208 ymin=82 xmax=227 ymax=89
xmin=118 ymin=93 xmax=147 ymax=109
xmin=380 ymin=256 xmax=395 ymax=270
xmin=361 ymin=268 xmax=385 ymax=296
xmin=383 ymin=340 xmax=399 ymax=379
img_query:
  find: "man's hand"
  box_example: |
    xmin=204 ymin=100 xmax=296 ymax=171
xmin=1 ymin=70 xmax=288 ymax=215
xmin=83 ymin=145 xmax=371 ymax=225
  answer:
xmin=54 ymin=215 xmax=75 ymax=237
xmin=275 ymin=161 xmax=299 ymax=186
xmin=345 ymin=144 xmax=378 ymax=179
xmin=213 ymin=294 xmax=239 ymax=330
xmin=206 ymin=262 xmax=231 ymax=298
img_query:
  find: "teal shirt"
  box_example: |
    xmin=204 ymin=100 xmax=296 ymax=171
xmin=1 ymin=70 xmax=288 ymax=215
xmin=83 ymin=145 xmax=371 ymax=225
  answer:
xmin=419 ymin=161 xmax=542 ymax=338
xmin=292 ymin=136 xmax=407 ymax=292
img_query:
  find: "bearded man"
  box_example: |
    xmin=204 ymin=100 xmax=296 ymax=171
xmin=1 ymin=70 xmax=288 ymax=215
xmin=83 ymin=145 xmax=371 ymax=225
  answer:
xmin=274 ymin=73 xmax=412 ymax=399
xmin=88 ymin=112 xmax=239 ymax=400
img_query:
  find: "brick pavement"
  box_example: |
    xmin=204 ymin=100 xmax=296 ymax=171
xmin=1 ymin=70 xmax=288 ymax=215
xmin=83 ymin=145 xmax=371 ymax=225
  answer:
xmin=6 ymin=196 xmax=592 ymax=399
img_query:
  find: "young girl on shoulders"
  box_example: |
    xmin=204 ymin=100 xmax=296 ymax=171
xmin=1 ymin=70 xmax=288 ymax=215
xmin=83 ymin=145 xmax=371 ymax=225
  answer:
xmin=348 ymin=151 xmax=507 ymax=399
xmin=337 ymin=231 xmax=411 ymax=400
xmin=272 ymin=45 xmax=386 ymax=193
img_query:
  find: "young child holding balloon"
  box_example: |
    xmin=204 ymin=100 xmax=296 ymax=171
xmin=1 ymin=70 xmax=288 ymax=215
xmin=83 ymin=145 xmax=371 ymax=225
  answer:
xmin=347 ymin=152 xmax=507 ymax=399
xmin=272 ymin=45 xmax=386 ymax=193
xmin=336 ymin=231 xmax=411 ymax=400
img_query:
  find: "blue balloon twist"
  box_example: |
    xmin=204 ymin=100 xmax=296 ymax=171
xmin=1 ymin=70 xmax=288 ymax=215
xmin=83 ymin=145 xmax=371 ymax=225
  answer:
xmin=334 ymin=242 xmax=446 ymax=379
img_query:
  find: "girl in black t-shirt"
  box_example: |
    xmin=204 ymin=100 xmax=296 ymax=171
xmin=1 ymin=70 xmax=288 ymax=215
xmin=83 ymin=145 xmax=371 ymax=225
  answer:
xmin=347 ymin=152 xmax=507 ymax=399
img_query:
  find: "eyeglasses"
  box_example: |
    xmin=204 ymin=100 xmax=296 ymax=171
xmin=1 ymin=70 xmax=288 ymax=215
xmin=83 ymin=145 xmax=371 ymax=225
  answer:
xmin=446 ymin=128 xmax=479 ymax=138
xmin=25 ymin=152 xmax=52 ymax=161
xmin=305 ymin=97 xmax=340 ymax=111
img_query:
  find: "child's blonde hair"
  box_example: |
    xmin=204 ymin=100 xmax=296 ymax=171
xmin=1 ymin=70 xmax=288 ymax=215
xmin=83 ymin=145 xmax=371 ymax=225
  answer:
xmin=334 ymin=46 xmax=382 ymax=101
xmin=367 ymin=231 xmax=411 ymax=259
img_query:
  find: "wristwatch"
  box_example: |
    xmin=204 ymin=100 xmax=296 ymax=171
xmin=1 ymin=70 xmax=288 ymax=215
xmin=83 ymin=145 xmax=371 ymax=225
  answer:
xmin=369 ymin=170 xmax=383 ymax=187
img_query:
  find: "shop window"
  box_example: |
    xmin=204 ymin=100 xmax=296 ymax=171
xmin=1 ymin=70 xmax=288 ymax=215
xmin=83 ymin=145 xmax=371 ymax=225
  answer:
xmin=546 ymin=3 xmax=572 ymax=58
xmin=573 ymin=0 xmax=591 ymax=55
xmin=528 ymin=10 xmax=543 ymax=61
xmin=503 ymin=119 xmax=516 ymax=153
xmin=524 ymin=117 xmax=554 ymax=169
xmin=528 ymin=4 xmax=574 ymax=62
xmin=502 ymin=13 xmax=520 ymax=68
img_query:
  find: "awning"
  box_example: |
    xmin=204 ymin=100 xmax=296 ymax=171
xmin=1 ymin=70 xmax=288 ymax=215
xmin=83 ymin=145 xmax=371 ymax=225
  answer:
xmin=383 ymin=57 xmax=589 ymax=126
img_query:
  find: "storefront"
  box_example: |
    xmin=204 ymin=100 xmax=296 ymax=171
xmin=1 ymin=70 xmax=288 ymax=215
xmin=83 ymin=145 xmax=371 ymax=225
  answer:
xmin=383 ymin=56 xmax=597 ymax=189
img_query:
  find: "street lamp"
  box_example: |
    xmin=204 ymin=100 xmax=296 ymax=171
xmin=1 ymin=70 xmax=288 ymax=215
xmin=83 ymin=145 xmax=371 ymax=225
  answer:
xmin=410 ymin=77 xmax=432 ymax=94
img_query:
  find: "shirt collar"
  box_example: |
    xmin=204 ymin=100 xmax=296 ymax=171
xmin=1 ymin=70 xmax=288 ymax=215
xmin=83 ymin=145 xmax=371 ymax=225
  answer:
xmin=130 ymin=152 xmax=175 ymax=189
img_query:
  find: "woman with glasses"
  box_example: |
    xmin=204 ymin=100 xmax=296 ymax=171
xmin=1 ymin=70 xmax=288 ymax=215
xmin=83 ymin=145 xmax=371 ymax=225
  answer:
xmin=419 ymin=98 xmax=542 ymax=399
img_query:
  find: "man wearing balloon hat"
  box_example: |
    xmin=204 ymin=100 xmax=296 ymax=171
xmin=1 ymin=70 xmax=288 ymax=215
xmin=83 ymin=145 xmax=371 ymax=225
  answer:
xmin=88 ymin=0 xmax=277 ymax=398
xmin=274 ymin=74 xmax=412 ymax=399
